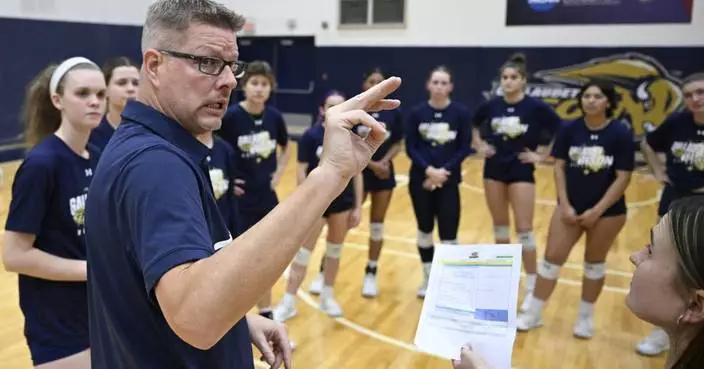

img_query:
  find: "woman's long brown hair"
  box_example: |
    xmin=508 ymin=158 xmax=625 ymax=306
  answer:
xmin=22 ymin=62 xmax=99 ymax=148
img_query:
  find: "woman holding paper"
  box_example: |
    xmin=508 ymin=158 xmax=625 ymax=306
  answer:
xmin=451 ymin=197 xmax=704 ymax=369
xmin=517 ymin=81 xmax=635 ymax=338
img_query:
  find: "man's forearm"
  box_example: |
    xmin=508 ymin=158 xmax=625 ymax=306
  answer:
xmin=168 ymin=166 xmax=347 ymax=348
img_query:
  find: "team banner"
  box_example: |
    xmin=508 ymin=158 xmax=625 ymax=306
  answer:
xmin=483 ymin=52 xmax=685 ymax=139
xmin=506 ymin=0 xmax=693 ymax=26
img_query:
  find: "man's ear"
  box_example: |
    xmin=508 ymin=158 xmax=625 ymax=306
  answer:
xmin=143 ymin=49 xmax=164 ymax=87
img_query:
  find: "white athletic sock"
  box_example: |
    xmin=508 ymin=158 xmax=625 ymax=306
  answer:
xmin=283 ymin=292 xmax=296 ymax=306
xmin=579 ymin=300 xmax=594 ymax=317
xmin=368 ymin=260 xmax=378 ymax=269
xmin=422 ymin=263 xmax=432 ymax=279
xmin=526 ymin=274 xmax=537 ymax=290
xmin=528 ymin=297 xmax=545 ymax=316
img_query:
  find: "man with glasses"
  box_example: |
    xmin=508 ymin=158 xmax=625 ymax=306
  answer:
xmin=84 ymin=0 xmax=401 ymax=368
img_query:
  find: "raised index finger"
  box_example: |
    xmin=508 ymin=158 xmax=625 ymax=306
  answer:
xmin=331 ymin=77 xmax=402 ymax=114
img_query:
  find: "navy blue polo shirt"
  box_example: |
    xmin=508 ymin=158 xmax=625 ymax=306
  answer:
xmin=84 ymin=99 xmax=253 ymax=369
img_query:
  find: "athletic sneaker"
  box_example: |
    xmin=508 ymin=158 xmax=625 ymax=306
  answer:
xmin=636 ymin=327 xmax=670 ymax=356
xmin=516 ymin=310 xmax=543 ymax=331
xmin=361 ymin=273 xmax=378 ymax=298
xmin=572 ymin=313 xmax=594 ymax=339
xmin=520 ymin=276 xmax=536 ymax=313
xmin=520 ymin=293 xmax=533 ymax=313
xmin=320 ymin=297 xmax=343 ymax=317
xmin=417 ymin=264 xmax=431 ymax=298
xmin=417 ymin=279 xmax=428 ymax=298
xmin=308 ymin=273 xmax=323 ymax=295
xmin=273 ymin=300 xmax=297 ymax=322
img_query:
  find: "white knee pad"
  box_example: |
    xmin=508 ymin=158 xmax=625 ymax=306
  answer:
xmin=517 ymin=231 xmax=536 ymax=251
xmin=538 ymin=260 xmax=561 ymax=280
xmin=369 ymin=222 xmax=384 ymax=242
xmin=584 ymin=262 xmax=606 ymax=280
xmin=293 ymin=248 xmax=311 ymax=266
xmin=440 ymin=239 xmax=458 ymax=245
xmin=325 ymin=242 xmax=343 ymax=259
xmin=494 ymin=226 xmax=510 ymax=241
xmin=417 ymin=231 xmax=433 ymax=248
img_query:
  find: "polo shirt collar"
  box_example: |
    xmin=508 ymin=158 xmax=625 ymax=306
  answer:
xmin=121 ymin=99 xmax=210 ymax=165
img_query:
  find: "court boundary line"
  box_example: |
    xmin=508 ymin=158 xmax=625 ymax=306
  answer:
xmin=337 ymin=241 xmax=630 ymax=294
xmin=345 ymin=229 xmax=635 ymax=279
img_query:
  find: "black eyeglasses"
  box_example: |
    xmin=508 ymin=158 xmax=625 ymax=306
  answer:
xmin=159 ymin=50 xmax=247 ymax=77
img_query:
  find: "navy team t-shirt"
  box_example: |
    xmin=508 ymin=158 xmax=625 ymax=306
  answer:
xmin=405 ymin=101 xmax=473 ymax=183
xmin=551 ymin=118 xmax=635 ymax=213
xmin=5 ymin=134 xmax=100 ymax=354
xmin=216 ymin=104 xmax=289 ymax=213
xmin=88 ymin=115 xmax=116 ymax=151
xmin=84 ymin=100 xmax=253 ymax=369
xmin=645 ymin=111 xmax=704 ymax=192
xmin=298 ymin=122 xmax=355 ymax=203
xmin=369 ymin=108 xmax=404 ymax=162
xmin=472 ymin=95 xmax=562 ymax=166
xmin=206 ymin=135 xmax=243 ymax=236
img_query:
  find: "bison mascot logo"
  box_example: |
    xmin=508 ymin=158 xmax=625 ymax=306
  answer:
xmin=484 ymin=53 xmax=684 ymax=138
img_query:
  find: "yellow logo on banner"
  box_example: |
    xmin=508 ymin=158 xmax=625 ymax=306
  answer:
xmin=485 ymin=53 xmax=685 ymax=138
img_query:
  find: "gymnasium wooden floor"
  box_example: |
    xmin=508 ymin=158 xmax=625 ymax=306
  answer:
xmin=0 ymin=141 xmax=666 ymax=369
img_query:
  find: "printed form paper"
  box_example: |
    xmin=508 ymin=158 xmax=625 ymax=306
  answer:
xmin=413 ymin=243 xmax=523 ymax=369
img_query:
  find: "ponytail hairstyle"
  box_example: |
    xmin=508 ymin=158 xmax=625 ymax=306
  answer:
xmin=22 ymin=57 xmax=100 ymax=148
xmin=500 ymin=52 xmax=528 ymax=79
xmin=314 ymin=90 xmax=345 ymax=126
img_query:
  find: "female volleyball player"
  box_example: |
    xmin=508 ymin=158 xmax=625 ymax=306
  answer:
xmin=88 ymin=56 xmax=139 ymax=151
xmin=198 ymin=131 xmax=243 ymax=237
xmin=635 ymin=72 xmax=704 ymax=356
xmin=406 ymin=66 xmax=473 ymax=298
xmin=216 ymin=61 xmax=291 ymax=319
xmin=2 ymin=57 xmax=105 ymax=368
xmin=273 ymin=91 xmax=362 ymax=320
xmin=471 ymin=53 xmax=562 ymax=312
xmin=517 ymin=81 xmax=635 ymax=339
xmin=358 ymin=68 xmax=405 ymax=297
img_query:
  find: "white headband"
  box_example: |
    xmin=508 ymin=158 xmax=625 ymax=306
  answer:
xmin=49 ymin=56 xmax=98 ymax=96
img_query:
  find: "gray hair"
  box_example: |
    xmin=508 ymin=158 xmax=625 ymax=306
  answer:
xmin=141 ymin=0 xmax=246 ymax=52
